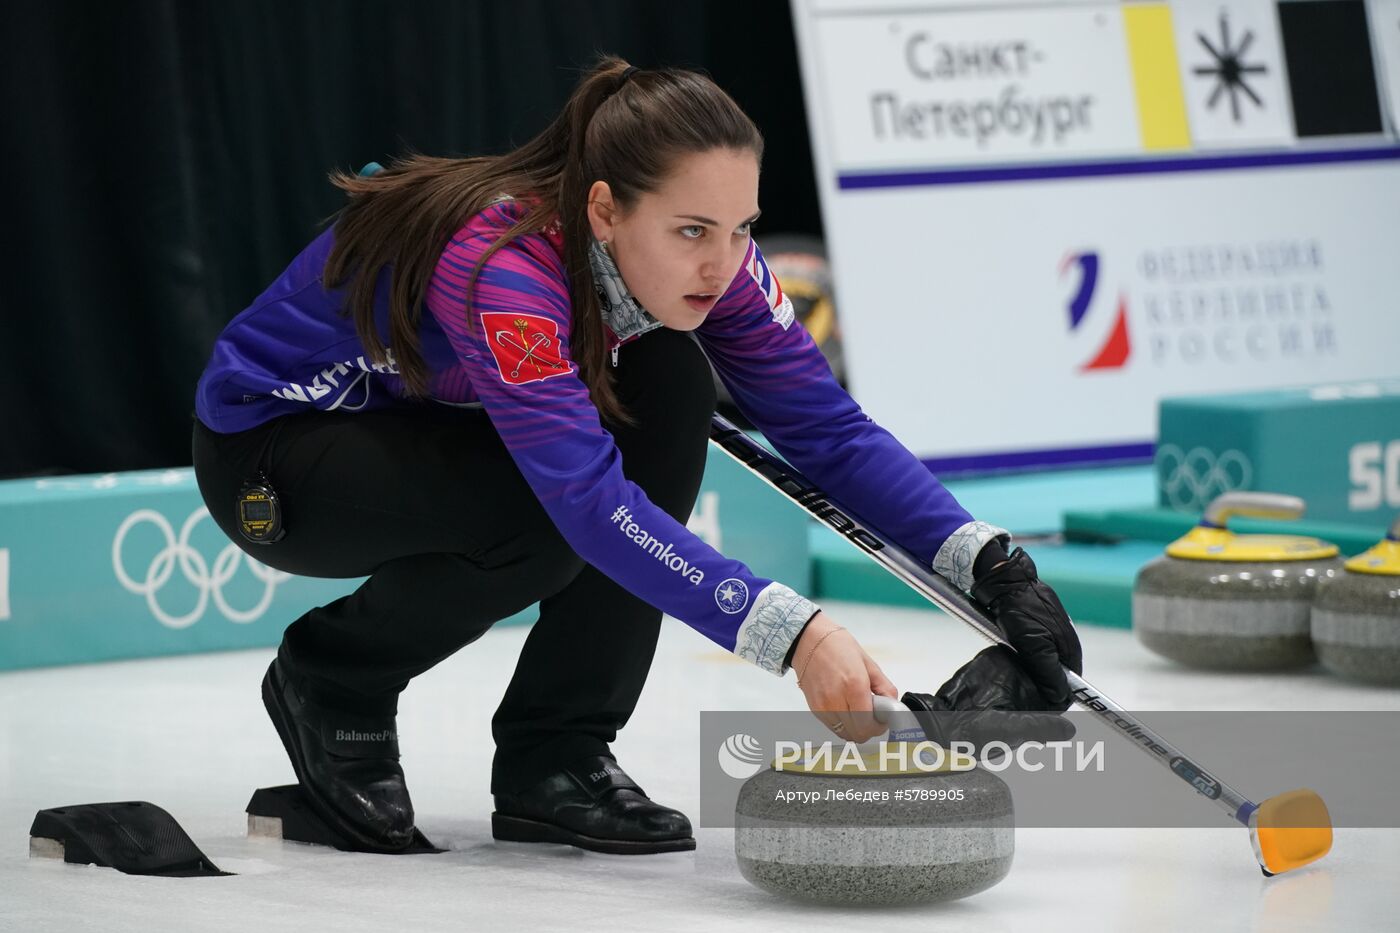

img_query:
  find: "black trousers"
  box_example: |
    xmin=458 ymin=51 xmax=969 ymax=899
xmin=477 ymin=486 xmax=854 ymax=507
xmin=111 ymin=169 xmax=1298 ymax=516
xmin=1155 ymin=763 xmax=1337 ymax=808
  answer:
xmin=191 ymin=328 xmax=715 ymax=793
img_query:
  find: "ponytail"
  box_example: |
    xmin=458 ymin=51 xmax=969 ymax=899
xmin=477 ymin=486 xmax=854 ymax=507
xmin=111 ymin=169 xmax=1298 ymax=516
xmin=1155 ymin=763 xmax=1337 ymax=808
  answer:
xmin=324 ymin=56 xmax=763 ymax=424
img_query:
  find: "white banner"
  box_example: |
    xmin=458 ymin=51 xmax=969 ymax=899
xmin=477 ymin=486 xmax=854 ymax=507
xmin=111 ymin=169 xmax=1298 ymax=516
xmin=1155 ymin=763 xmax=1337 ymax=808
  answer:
xmin=791 ymin=0 xmax=1400 ymax=469
xmin=810 ymin=2 xmax=1140 ymax=168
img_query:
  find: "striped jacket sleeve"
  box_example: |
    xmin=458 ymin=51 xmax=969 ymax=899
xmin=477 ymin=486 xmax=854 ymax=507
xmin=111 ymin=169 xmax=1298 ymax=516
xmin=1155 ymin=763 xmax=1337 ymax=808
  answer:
xmin=697 ymin=240 xmax=1005 ymax=592
xmin=423 ymin=228 xmax=819 ymax=676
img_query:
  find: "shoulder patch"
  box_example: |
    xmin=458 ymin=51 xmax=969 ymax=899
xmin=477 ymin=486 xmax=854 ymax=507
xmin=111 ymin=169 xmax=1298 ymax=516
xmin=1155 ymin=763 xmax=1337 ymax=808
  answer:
xmin=746 ymin=246 xmax=796 ymax=330
xmin=480 ymin=312 xmax=574 ymax=386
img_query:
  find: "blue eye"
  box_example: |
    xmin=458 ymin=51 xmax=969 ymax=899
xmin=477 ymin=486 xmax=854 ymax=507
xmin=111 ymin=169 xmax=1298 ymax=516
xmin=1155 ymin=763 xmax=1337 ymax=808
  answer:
xmin=680 ymin=225 xmax=704 ymax=239
xmin=736 ymin=223 xmax=753 ymax=237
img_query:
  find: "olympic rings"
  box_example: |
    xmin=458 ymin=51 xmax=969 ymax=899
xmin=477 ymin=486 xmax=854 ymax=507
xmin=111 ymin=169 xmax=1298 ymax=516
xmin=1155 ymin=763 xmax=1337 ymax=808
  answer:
xmin=112 ymin=508 xmax=289 ymax=629
xmin=1155 ymin=444 xmax=1254 ymax=511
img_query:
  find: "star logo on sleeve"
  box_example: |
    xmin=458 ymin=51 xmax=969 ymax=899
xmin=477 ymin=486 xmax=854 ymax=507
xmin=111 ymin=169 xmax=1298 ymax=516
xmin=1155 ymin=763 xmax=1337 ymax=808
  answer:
xmin=715 ymin=578 xmax=750 ymax=614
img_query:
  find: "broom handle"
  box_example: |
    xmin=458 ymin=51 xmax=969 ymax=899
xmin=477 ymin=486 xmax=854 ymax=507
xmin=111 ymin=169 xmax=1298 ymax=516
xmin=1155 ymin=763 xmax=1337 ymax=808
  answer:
xmin=708 ymin=413 xmax=1258 ymax=827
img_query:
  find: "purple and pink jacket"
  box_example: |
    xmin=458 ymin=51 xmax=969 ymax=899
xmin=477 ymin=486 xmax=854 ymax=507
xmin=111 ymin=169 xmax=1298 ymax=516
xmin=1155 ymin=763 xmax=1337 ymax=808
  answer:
xmin=196 ymin=199 xmax=1005 ymax=676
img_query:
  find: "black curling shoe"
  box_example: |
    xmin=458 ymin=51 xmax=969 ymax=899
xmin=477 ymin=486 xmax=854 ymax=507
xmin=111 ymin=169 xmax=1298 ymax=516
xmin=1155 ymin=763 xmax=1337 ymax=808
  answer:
xmin=261 ymin=659 xmax=415 ymax=852
xmin=492 ymin=755 xmax=696 ymax=855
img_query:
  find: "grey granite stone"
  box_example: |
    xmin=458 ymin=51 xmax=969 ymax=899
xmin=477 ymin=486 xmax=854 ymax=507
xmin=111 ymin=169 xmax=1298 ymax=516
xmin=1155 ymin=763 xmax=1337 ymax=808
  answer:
xmin=734 ymin=766 xmax=1013 ymax=905
xmin=1311 ymin=572 xmax=1400 ymax=685
xmin=1132 ymin=557 xmax=1342 ymax=669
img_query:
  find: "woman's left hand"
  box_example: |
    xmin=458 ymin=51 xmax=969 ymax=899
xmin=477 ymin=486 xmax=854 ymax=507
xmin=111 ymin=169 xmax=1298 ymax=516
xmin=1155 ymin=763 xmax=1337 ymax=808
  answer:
xmin=969 ymin=547 xmax=1083 ymax=711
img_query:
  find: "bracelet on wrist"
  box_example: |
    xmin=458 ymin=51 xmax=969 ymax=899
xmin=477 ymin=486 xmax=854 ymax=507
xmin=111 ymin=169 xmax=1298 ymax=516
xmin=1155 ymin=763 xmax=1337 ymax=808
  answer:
xmin=796 ymin=626 xmax=845 ymax=684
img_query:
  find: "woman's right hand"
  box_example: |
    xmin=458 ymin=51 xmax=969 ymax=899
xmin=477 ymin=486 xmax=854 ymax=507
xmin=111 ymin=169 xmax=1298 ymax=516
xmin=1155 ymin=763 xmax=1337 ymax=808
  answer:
xmin=792 ymin=611 xmax=898 ymax=743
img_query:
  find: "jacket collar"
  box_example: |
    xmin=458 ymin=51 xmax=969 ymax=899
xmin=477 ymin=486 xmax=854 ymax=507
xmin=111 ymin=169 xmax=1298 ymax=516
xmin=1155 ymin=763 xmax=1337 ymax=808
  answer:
xmin=589 ymin=237 xmax=664 ymax=346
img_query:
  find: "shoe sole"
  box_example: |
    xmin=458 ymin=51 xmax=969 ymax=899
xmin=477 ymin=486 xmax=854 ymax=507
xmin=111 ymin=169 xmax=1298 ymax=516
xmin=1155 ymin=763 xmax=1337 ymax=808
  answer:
xmin=491 ymin=812 xmax=696 ymax=855
xmin=261 ymin=663 xmax=413 ymax=854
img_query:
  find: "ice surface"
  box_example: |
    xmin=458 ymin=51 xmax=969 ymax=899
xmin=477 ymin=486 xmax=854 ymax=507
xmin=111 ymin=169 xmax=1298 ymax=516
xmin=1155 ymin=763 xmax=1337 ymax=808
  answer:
xmin=2 ymin=601 xmax=1397 ymax=932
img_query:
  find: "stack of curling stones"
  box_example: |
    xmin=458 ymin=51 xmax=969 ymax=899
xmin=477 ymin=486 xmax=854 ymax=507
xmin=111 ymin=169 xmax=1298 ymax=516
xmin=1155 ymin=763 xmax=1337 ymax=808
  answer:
xmin=734 ymin=698 xmax=1012 ymax=906
xmin=1133 ymin=492 xmax=1342 ymax=670
xmin=1311 ymin=515 xmax=1400 ymax=685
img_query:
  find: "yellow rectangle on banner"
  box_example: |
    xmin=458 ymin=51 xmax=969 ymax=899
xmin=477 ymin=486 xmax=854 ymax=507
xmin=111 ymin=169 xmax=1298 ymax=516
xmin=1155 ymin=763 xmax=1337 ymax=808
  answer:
xmin=1123 ymin=4 xmax=1190 ymax=151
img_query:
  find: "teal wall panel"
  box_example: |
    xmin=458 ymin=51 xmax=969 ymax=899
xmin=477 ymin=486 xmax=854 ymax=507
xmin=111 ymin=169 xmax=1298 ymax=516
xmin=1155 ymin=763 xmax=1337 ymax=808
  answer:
xmin=1157 ymin=381 xmax=1400 ymax=527
xmin=0 ymin=449 xmax=809 ymax=672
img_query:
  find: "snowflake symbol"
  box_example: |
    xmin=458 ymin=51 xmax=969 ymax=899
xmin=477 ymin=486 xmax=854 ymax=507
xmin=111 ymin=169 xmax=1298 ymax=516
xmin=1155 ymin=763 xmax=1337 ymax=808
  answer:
xmin=1192 ymin=12 xmax=1268 ymax=124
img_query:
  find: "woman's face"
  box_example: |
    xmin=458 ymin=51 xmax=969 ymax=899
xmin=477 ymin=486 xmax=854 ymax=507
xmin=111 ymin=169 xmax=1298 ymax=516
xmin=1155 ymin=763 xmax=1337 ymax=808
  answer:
xmin=587 ymin=148 xmax=760 ymax=331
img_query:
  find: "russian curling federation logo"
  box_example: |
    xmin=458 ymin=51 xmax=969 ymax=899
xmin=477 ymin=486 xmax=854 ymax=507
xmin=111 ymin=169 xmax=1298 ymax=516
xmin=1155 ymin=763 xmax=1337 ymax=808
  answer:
xmin=1060 ymin=251 xmax=1131 ymax=372
xmin=714 ymin=578 xmax=749 ymax=614
xmin=717 ymin=733 xmax=766 ymax=779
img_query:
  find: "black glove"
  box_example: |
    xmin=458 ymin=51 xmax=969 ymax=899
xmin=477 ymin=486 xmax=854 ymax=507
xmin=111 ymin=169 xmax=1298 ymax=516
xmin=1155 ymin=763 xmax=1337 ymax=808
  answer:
xmin=901 ymin=646 xmax=1075 ymax=755
xmin=969 ymin=546 xmax=1083 ymax=711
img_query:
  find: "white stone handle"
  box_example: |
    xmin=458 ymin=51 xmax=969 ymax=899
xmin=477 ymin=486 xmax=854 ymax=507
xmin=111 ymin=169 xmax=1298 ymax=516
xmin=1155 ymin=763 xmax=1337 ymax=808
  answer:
xmin=871 ymin=694 xmax=910 ymax=721
xmin=871 ymin=694 xmax=924 ymax=736
xmin=1203 ymin=492 xmax=1305 ymax=528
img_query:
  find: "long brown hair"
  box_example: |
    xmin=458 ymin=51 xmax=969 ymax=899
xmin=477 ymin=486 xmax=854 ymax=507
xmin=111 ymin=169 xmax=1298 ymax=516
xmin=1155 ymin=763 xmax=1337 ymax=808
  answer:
xmin=322 ymin=56 xmax=764 ymax=423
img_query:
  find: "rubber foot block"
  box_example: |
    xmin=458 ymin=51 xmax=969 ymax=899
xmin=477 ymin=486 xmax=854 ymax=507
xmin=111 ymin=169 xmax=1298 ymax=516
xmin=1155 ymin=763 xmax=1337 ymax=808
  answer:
xmin=246 ymin=785 xmax=442 ymax=854
xmin=29 ymin=801 xmax=230 ymax=877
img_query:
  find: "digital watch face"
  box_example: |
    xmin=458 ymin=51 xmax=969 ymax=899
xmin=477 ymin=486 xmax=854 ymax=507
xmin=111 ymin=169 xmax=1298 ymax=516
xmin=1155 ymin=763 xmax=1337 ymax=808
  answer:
xmin=237 ymin=487 xmax=283 ymax=543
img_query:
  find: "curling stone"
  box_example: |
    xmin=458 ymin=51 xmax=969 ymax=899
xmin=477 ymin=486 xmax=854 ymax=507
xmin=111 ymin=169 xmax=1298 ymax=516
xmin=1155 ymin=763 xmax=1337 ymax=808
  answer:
xmin=1133 ymin=492 xmax=1342 ymax=670
xmin=1311 ymin=516 xmax=1400 ymax=685
xmin=734 ymin=731 xmax=1013 ymax=906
